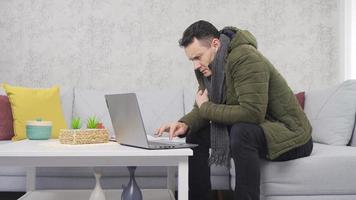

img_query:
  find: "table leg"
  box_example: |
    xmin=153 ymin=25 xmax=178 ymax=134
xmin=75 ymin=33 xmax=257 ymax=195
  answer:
xmin=26 ymin=167 xmax=36 ymax=191
xmin=178 ymin=158 xmax=188 ymax=200
xmin=167 ymin=166 xmax=176 ymax=192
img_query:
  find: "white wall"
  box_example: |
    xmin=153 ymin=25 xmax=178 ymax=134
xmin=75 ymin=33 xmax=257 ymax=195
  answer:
xmin=343 ymin=0 xmax=355 ymax=80
xmin=0 ymin=0 xmax=342 ymax=92
xmin=351 ymin=0 xmax=356 ymax=79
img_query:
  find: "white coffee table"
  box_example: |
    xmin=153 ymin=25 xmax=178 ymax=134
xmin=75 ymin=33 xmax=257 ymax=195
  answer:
xmin=0 ymin=139 xmax=193 ymax=200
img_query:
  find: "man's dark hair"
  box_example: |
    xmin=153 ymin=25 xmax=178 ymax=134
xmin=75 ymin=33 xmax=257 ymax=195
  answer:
xmin=179 ymin=20 xmax=220 ymax=47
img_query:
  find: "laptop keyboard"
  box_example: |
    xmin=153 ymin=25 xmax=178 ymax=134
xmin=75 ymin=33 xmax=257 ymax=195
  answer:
xmin=148 ymin=141 xmax=184 ymax=149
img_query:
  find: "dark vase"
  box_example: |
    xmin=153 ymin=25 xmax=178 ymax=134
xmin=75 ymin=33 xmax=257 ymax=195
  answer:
xmin=121 ymin=166 xmax=143 ymax=200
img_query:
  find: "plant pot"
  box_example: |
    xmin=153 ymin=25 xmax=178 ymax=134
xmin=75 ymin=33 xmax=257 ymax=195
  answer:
xmin=59 ymin=129 xmax=109 ymax=144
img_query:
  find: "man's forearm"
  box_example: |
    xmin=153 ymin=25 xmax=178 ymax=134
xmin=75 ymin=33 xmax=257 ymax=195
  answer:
xmin=179 ymin=105 xmax=210 ymax=136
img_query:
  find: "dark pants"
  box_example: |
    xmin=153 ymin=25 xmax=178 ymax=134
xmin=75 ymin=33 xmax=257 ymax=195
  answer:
xmin=186 ymin=122 xmax=313 ymax=200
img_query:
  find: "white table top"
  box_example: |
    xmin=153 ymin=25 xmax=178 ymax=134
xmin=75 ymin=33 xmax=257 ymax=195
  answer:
xmin=0 ymin=139 xmax=192 ymax=167
xmin=0 ymin=139 xmax=192 ymax=157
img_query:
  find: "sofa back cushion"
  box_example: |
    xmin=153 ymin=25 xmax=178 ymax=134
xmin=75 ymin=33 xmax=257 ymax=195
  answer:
xmin=60 ymin=87 xmax=74 ymax=128
xmin=0 ymin=95 xmax=14 ymax=140
xmin=350 ymin=132 xmax=356 ymax=146
xmin=183 ymin=86 xmax=198 ymax=114
xmin=350 ymin=120 xmax=356 ymax=146
xmin=304 ymin=80 xmax=356 ymax=145
xmin=73 ymin=88 xmax=184 ymax=139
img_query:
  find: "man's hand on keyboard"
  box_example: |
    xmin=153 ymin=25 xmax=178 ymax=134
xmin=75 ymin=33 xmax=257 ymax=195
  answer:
xmin=155 ymin=122 xmax=189 ymax=140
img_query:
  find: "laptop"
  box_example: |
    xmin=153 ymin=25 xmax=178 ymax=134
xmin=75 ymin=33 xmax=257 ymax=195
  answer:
xmin=105 ymin=93 xmax=198 ymax=149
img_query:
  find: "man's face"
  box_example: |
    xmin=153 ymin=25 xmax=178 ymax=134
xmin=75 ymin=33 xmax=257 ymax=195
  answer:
xmin=184 ymin=38 xmax=219 ymax=77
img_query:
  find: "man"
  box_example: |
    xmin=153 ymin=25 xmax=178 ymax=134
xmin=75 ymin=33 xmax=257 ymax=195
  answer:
xmin=155 ymin=20 xmax=313 ymax=200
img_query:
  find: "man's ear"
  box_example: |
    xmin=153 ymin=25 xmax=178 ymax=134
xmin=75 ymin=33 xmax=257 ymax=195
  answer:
xmin=212 ymin=38 xmax=220 ymax=49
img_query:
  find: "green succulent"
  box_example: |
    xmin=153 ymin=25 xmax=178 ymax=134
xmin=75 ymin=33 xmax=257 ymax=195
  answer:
xmin=71 ymin=117 xmax=82 ymax=129
xmin=87 ymin=116 xmax=99 ymax=129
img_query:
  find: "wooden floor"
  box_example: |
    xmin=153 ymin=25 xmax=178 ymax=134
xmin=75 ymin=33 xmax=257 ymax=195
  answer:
xmin=1 ymin=190 xmax=234 ymax=200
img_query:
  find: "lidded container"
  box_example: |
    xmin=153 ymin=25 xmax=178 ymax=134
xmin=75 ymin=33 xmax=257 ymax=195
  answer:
xmin=26 ymin=118 xmax=52 ymax=140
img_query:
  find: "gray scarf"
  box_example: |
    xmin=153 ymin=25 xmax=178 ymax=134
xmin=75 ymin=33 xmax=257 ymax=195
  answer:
xmin=203 ymin=34 xmax=231 ymax=167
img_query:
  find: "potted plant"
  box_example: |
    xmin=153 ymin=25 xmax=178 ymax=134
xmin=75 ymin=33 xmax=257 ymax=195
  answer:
xmin=71 ymin=117 xmax=82 ymax=129
xmin=59 ymin=116 xmax=109 ymax=145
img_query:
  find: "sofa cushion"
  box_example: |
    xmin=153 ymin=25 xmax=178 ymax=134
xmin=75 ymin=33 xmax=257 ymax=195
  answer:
xmin=0 ymin=176 xmax=26 ymax=191
xmin=304 ymin=80 xmax=356 ymax=145
xmin=3 ymin=84 xmax=67 ymax=140
xmin=73 ymin=88 xmax=184 ymax=139
xmin=60 ymin=87 xmax=74 ymax=128
xmin=73 ymin=88 xmax=115 ymax=138
xmin=230 ymin=143 xmax=356 ymax=195
xmin=0 ymin=86 xmax=73 ymax=139
xmin=0 ymin=141 xmax=26 ymax=177
xmin=1 ymin=85 xmax=73 ymax=128
xmin=294 ymin=91 xmax=305 ymax=109
xmin=350 ymin=113 xmax=356 ymax=147
xmin=136 ymin=89 xmax=184 ymax=136
xmin=0 ymin=95 xmax=14 ymax=140
xmin=183 ymin=86 xmax=199 ymax=115
xmin=0 ymin=166 xmax=26 ymax=176
xmin=350 ymin=129 xmax=356 ymax=146
xmin=263 ymin=195 xmax=356 ymax=200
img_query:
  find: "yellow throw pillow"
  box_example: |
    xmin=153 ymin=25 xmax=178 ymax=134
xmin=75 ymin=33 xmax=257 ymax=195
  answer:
xmin=3 ymin=84 xmax=67 ymax=141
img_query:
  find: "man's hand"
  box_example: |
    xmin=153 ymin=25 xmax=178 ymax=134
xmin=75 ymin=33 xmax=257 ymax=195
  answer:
xmin=196 ymin=89 xmax=209 ymax=108
xmin=155 ymin=122 xmax=189 ymax=140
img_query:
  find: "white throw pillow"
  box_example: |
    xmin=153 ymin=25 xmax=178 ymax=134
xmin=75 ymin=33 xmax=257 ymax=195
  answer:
xmin=304 ymin=80 xmax=356 ymax=145
xmin=73 ymin=88 xmax=184 ymax=139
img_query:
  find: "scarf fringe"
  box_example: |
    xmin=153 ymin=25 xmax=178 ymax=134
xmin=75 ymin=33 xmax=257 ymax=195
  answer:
xmin=208 ymin=149 xmax=231 ymax=168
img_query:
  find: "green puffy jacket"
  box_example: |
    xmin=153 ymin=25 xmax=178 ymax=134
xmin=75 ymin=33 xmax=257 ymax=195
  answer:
xmin=179 ymin=27 xmax=312 ymax=159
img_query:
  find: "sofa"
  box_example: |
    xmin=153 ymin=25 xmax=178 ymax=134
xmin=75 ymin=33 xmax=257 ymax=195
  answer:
xmin=1 ymin=80 xmax=356 ymax=200
xmin=0 ymin=86 xmax=230 ymax=192
xmin=232 ymin=80 xmax=356 ymax=199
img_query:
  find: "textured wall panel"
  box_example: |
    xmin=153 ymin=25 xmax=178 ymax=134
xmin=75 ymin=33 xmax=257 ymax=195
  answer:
xmin=0 ymin=0 xmax=341 ymax=92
